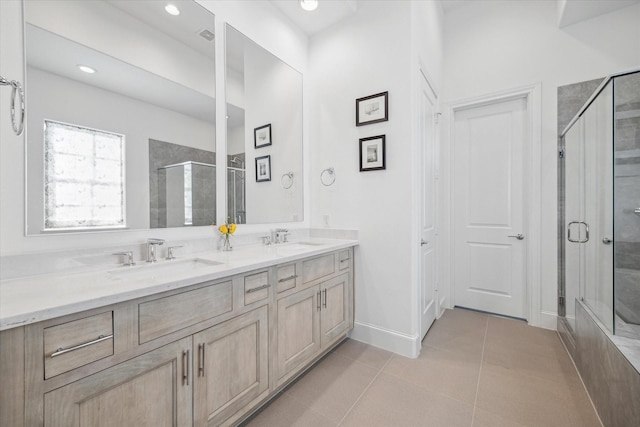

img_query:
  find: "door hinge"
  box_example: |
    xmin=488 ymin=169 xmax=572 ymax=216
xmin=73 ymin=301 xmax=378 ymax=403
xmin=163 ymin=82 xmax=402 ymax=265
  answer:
xmin=434 ymin=112 xmax=442 ymax=124
xmin=558 ymin=149 xmax=565 ymax=159
xmin=558 ymin=295 xmax=565 ymax=306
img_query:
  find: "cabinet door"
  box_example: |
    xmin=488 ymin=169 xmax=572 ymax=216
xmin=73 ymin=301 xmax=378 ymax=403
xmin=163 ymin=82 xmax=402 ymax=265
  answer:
xmin=321 ymin=273 xmax=351 ymax=347
xmin=193 ymin=306 xmax=269 ymax=427
xmin=44 ymin=337 xmax=192 ymax=427
xmin=277 ymin=286 xmax=321 ymax=382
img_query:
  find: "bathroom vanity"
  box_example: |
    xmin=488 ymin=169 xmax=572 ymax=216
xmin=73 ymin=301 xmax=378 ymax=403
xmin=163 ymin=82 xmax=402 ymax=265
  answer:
xmin=0 ymin=240 xmax=356 ymax=427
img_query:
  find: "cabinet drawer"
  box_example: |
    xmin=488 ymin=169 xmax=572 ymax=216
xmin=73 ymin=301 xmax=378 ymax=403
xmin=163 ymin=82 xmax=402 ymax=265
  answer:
xmin=302 ymin=254 xmax=335 ymax=284
xmin=276 ymin=263 xmax=298 ymax=293
xmin=44 ymin=311 xmax=113 ymax=379
xmin=244 ymin=271 xmax=270 ymax=305
xmin=338 ymin=250 xmax=351 ymax=271
xmin=139 ymin=281 xmax=233 ymax=343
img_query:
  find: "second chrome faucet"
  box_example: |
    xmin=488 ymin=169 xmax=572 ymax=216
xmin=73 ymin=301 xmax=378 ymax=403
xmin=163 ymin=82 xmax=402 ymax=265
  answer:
xmin=146 ymin=238 xmax=165 ymax=263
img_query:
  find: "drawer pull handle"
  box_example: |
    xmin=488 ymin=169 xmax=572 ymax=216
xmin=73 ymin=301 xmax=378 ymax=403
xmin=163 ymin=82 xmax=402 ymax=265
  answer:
xmin=278 ymin=275 xmax=298 ymax=283
xmin=246 ymin=284 xmax=271 ymax=293
xmin=182 ymin=349 xmax=190 ymax=386
xmin=198 ymin=343 xmax=205 ymax=377
xmin=50 ymin=334 xmax=113 ymax=358
xmin=340 ymin=258 xmax=351 ymax=263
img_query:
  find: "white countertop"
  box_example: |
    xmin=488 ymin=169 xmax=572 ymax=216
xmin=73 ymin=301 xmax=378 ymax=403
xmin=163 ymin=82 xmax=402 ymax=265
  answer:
xmin=0 ymin=238 xmax=358 ymax=331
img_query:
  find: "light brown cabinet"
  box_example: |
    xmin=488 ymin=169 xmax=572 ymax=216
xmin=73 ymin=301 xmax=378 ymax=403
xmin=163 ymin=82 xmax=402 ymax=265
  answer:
xmin=193 ymin=306 xmax=269 ymax=427
xmin=276 ymin=269 xmax=352 ymax=385
xmin=320 ymin=273 xmax=351 ymax=346
xmin=1 ymin=247 xmax=354 ymax=427
xmin=44 ymin=336 xmax=193 ymax=427
xmin=277 ymin=285 xmax=321 ymax=381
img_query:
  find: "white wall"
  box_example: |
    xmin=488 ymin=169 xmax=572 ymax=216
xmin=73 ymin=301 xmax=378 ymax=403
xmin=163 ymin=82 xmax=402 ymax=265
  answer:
xmin=308 ymin=0 xmax=444 ymax=356
xmin=442 ymin=1 xmax=640 ymax=327
xmin=0 ymin=0 xmax=308 ymax=256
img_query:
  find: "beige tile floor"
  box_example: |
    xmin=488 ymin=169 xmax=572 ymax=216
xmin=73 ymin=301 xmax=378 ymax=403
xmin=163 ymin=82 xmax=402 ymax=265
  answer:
xmin=244 ymin=308 xmax=602 ymax=427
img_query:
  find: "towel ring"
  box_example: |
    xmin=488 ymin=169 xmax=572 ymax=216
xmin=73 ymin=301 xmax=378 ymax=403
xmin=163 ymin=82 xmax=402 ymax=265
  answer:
xmin=0 ymin=76 xmax=25 ymax=136
xmin=281 ymin=172 xmax=294 ymax=189
xmin=320 ymin=167 xmax=335 ymax=186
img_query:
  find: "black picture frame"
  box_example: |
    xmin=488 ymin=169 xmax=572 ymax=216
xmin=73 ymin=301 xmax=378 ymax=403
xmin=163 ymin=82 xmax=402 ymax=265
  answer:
xmin=254 ymin=124 xmax=272 ymax=148
xmin=359 ymin=135 xmax=386 ymax=172
xmin=356 ymin=91 xmax=388 ymax=126
xmin=255 ymin=155 xmax=271 ymax=182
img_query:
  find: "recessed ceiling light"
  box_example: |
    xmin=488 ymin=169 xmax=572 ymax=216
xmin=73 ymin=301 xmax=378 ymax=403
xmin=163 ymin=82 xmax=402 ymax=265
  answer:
xmin=165 ymin=4 xmax=180 ymax=16
xmin=77 ymin=65 xmax=96 ymax=74
xmin=300 ymin=0 xmax=318 ymax=12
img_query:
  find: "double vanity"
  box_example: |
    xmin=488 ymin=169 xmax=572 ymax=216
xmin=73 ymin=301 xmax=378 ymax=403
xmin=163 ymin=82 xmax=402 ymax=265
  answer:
xmin=0 ymin=239 xmax=357 ymax=426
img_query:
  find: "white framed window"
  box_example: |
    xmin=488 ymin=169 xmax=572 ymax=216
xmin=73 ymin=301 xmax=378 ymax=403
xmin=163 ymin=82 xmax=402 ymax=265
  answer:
xmin=44 ymin=120 xmax=125 ymax=230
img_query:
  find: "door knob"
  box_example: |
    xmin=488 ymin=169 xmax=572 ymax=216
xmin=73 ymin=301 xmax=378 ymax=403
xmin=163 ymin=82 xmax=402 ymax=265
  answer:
xmin=602 ymin=237 xmax=613 ymax=244
xmin=508 ymin=233 xmax=525 ymax=240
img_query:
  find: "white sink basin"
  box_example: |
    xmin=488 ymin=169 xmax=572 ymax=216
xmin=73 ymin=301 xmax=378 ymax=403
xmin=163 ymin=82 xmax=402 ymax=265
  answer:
xmin=109 ymin=258 xmax=223 ymax=280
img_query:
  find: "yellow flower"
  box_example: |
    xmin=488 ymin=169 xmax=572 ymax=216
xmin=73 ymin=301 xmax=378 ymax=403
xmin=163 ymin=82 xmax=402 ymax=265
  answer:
xmin=229 ymin=223 xmax=237 ymax=234
xmin=219 ymin=224 xmax=228 ymax=234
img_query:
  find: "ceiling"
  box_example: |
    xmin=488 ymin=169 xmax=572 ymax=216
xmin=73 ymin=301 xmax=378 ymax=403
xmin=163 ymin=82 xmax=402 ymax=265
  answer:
xmin=270 ymin=0 xmax=358 ymax=36
xmin=557 ymin=0 xmax=640 ymax=27
xmin=270 ymin=0 xmax=640 ymax=36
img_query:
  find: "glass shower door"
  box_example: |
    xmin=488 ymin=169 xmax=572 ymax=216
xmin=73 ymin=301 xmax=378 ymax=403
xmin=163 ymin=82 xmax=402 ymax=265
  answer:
xmin=562 ymin=81 xmax=615 ymax=334
xmin=563 ymin=118 xmax=585 ymax=332
xmin=582 ymin=83 xmax=614 ymax=333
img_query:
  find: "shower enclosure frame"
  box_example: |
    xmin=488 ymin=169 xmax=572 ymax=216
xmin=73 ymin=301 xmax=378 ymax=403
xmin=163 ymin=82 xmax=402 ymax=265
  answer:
xmin=558 ymin=68 xmax=640 ymax=345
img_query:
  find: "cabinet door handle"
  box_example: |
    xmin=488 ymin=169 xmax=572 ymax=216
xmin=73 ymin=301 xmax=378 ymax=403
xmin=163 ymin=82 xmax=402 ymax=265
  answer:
xmin=246 ymin=284 xmax=271 ymax=293
xmin=278 ymin=274 xmax=298 ymax=283
xmin=323 ymin=289 xmax=327 ymax=309
xmin=50 ymin=334 xmax=113 ymax=358
xmin=182 ymin=349 xmax=189 ymax=386
xmin=198 ymin=344 xmax=205 ymax=377
xmin=317 ymin=290 xmax=321 ymax=311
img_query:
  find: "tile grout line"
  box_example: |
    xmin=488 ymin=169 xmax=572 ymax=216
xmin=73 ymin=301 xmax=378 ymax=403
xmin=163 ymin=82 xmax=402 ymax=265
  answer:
xmin=470 ymin=315 xmax=489 ymax=426
xmin=335 ymin=354 xmax=395 ymax=427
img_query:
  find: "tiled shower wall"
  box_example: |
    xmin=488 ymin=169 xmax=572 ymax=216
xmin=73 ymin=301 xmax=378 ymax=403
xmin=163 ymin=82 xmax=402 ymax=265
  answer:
xmin=614 ymin=72 xmax=640 ymax=327
xmin=149 ymin=139 xmax=216 ymax=228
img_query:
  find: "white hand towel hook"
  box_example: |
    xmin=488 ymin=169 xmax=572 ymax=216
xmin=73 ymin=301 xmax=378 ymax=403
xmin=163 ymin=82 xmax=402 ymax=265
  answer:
xmin=0 ymin=76 xmax=25 ymax=136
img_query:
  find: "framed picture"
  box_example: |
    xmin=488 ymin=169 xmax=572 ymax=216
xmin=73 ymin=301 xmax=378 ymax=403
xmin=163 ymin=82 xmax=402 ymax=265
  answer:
xmin=356 ymin=91 xmax=388 ymax=126
xmin=254 ymin=124 xmax=272 ymax=148
xmin=255 ymin=155 xmax=271 ymax=182
xmin=359 ymin=135 xmax=386 ymax=172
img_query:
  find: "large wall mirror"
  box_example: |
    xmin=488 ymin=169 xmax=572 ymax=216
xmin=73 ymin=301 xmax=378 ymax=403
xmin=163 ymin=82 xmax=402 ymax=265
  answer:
xmin=25 ymin=0 xmax=216 ymax=234
xmin=225 ymin=25 xmax=303 ymax=224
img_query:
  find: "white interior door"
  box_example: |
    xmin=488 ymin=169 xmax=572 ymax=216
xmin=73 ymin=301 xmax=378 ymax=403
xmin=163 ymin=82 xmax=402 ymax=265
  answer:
xmin=419 ymin=71 xmax=438 ymax=339
xmin=453 ymin=97 xmax=527 ymax=319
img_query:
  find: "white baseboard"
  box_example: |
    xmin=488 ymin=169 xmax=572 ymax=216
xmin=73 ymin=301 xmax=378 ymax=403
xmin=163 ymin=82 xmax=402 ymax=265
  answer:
xmin=535 ymin=311 xmax=558 ymax=330
xmin=349 ymin=321 xmax=420 ymax=358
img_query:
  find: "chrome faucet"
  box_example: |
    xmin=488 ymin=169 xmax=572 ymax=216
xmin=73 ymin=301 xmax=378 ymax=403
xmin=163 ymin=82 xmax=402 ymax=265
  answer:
xmin=274 ymin=228 xmax=290 ymax=244
xmin=146 ymin=238 xmax=165 ymax=263
xmin=113 ymin=250 xmax=135 ymax=266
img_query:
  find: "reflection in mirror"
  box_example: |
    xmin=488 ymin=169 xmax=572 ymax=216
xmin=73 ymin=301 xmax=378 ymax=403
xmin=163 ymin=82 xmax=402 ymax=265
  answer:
xmin=225 ymin=25 xmax=303 ymax=224
xmin=25 ymin=0 xmax=216 ymax=234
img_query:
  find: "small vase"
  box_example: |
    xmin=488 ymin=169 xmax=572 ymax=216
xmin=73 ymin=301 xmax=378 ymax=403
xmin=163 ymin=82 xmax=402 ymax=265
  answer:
xmin=222 ymin=235 xmax=233 ymax=251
